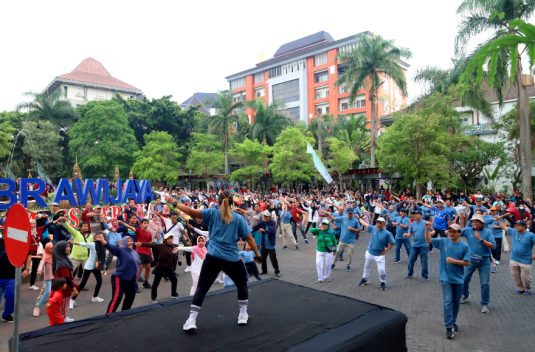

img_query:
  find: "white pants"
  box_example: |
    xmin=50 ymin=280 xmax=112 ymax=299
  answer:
xmin=316 ymin=251 xmax=333 ymax=281
xmin=363 ymin=251 xmax=386 ymax=283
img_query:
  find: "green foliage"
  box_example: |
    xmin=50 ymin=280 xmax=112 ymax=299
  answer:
xmin=326 ymin=138 xmax=357 ymax=189
xmin=245 ymin=99 xmax=291 ymax=146
xmin=186 ymin=133 xmax=224 ymax=182
xmin=15 ymin=90 xmax=77 ymax=129
xmin=269 ymin=128 xmax=314 ymax=184
xmin=132 ymin=131 xmax=181 ymax=185
xmin=69 ymin=100 xmax=138 ymax=179
xmin=20 ymin=120 xmax=64 ymax=178
xmin=230 ymin=138 xmax=272 ymax=187
xmin=0 ymin=119 xmax=16 ymax=160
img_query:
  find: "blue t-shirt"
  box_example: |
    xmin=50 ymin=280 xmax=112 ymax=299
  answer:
xmin=367 ymin=225 xmax=395 ymax=256
xmin=279 ymin=210 xmax=292 ymax=224
xmin=239 ymin=250 xmax=254 ymax=263
xmin=432 ymin=207 xmax=451 ymax=230
xmin=488 ymin=220 xmax=503 ymax=239
xmin=383 ymin=210 xmax=399 ymax=223
xmin=330 ymin=212 xmax=344 ymax=235
xmin=409 ymin=220 xmax=432 ymax=247
xmin=422 ymin=207 xmax=434 ymax=220
xmin=334 ymin=215 xmax=360 ymax=244
xmin=460 ymin=227 xmax=495 ymax=263
xmin=202 ymin=208 xmax=252 ymax=262
xmin=432 ymin=237 xmax=470 ymax=284
xmin=470 ymin=205 xmax=488 ymax=214
xmin=444 ymin=205 xmax=457 ymax=219
xmin=506 ymin=228 xmax=535 ymax=264
xmin=392 ymin=216 xmax=410 ymax=239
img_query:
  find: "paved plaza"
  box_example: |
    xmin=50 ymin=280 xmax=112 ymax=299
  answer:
xmin=1 ymin=233 xmax=534 ymax=352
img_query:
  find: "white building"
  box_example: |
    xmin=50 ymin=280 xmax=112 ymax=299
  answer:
xmin=41 ymin=57 xmax=143 ymax=107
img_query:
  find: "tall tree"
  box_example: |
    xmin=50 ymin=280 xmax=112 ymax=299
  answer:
xmin=270 ymin=128 xmax=314 ymax=189
xmin=337 ymin=114 xmax=371 ymax=162
xmin=456 ymin=1 xmax=535 ymax=198
xmin=202 ymin=91 xmax=245 ymax=175
xmin=15 ymin=90 xmax=77 ymax=129
xmin=230 ymin=138 xmax=272 ymax=190
xmin=186 ymin=133 xmax=224 ymax=192
xmin=68 ymin=100 xmax=138 ymax=179
xmin=245 ymin=99 xmax=290 ymax=146
xmin=132 ymin=131 xmax=181 ymax=185
xmin=20 ymin=120 xmax=64 ymax=179
xmin=336 ymin=33 xmax=412 ymax=167
xmin=326 ymin=138 xmax=357 ymax=190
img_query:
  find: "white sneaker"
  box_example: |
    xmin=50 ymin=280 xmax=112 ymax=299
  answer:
xmin=69 ymin=300 xmax=76 ymax=310
xmin=184 ymin=266 xmax=191 ymax=273
xmin=151 ymin=300 xmax=158 ymax=304
xmin=183 ymin=318 xmax=197 ymax=331
xmin=64 ymin=317 xmax=75 ymax=323
xmin=29 ymin=285 xmax=39 ymax=291
xmin=238 ymin=313 xmax=249 ymax=325
xmin=215 ymin=280 xmax=223 ymax=284
xmin=92 ymin=297 xmax=105 ymax=303
xmin=495 ymin=260 xmax=500 ymax=265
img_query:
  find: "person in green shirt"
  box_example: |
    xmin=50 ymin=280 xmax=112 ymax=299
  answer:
xmin=310 ymin=220 xmax=337 ymax=283
xmin=64 ymin=221 xmax=93 ymax=296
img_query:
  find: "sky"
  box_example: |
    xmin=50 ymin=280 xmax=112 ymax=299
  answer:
xmin=0 ymin=0 xmax=493 ymax=112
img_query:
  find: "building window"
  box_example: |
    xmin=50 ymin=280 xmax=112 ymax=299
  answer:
xmin=233 ymin=91 xmax=246 ymax=103
xmin=326 ymin=106 xmax=329 ymax=114
xmin=316 ymin=91 xmax=322 ymax=99
xmin=278 ymin=107 xmax=300 ymax=124
xmin=339 ymin=85 xmax=348 ymax=94
xmin=255 ymin=89 xmax=265 ymax=98
xmin=315 ymin=71 xmax=328 ymax=83
xmin=254 ymin=72 xmax=265 ymax=84
xmin=64 ymin=86 xmax=68 ymax=97
xmin=383 ymin=80 xmax=388 ymax=94
xmin=314 ymin=52 xmax=328 ymax=67
xmin=273 ymin=79 xmax=300 ymax=104
xmin=75 ymin=87 xmax=84 ymax=98
xmin=341 ymin=102 xmax=349 ymax=111
xmin=268 ymin=66 xmax=282 ymax=78
xmin=230 ymin=77 xmax=246 ymax=90
xmin=316 ymin=107 xmax=322 ymax=116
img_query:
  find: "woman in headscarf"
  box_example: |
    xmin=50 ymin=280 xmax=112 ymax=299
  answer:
xmin=52 ymin=241 xmax=78 ymax=323
xmin=33 ymin=242 xmax=54 ymax=317
xmin=93 ymin=234 xmax=140 ymax=313
xmin=148 ymin=213 xmax=164 ymax=268
xmin=310 ymin=220 xmax=337 ymax=283
xmin=29 ymin=215 xmax=61 ymax=290
xmin=175 ymin=236 xmax=207 ymax=296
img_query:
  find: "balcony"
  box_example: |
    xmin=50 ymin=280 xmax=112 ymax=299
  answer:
xmin=463 ymin=123 xmax=497 ymax=135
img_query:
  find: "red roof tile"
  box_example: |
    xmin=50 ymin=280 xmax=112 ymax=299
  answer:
xmin=57 ymin=58 xmax=141 ymax=91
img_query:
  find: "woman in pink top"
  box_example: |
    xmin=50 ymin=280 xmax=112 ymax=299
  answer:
xmin=33 ymin=242 xmax=54 ymax=317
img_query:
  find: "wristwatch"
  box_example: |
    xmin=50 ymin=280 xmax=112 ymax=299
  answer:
xmin=480 ymin=239 xmax=484 ymax=243
xmin=172 ymin=202 xmax=178 ymax=207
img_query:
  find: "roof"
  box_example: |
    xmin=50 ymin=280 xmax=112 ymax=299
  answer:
xmin=180 ymin=92 xmax=217 ymax=114
xmin=273 ymin=31 xmax=334 ymax=58
xmin=55 ymin=58 xmax=141 ymax=92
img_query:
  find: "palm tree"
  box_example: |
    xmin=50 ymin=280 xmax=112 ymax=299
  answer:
xmin=337 ymin=114 xmax=371 ymax=159
xmin=454 ymin=0 xmax=535 ymax=198
xmin=202 ymin=90 xmax=245 ymax=175
xmin=336 ymin=33 xmax=412 ymax=167
xmin=245 ymin=99 xmax=291 ymax=146
xmin=15 ymin=90 xmax=76 ymax=129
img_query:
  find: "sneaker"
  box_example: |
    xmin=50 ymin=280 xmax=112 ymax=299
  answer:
xmin=255 ymin=275 xmax=262 ymax=280
xmin=304 ymin=239 xmax=309 ymax=244
xmin=523 ymin=291 xmax=531 ymax=295
xmin=331 ymin=264 xmax=336 ymax=271
xmin=428 ymin=250 xmax=433 ymax=254
xmin=358 ymin=278 xmax=368 ymax=286
xmin=143 ymin=282 xmax=152 ymax=289
xmin=453 ymin=323 xmax=459 ymax=332
xmin=29 ymin=285 xmax=40 ymax=291
xmin=171 ymin=294 xmax=180 ymax=299
xmin=103 ymin=271 xmax=108 ymax=276
xmin=184 ymin=266 xmax=191 ymax=273
xmin=339 ymin=257 xmax=344 ymax=261
xmin=183 ymin=318 xmax=197 ymax=331
xmin=404 ymin=274 xmax=412 ymax=279
xmin=238 ymin=313 xmax=249 ymax=325
xmin=380 ymin=283 xmax=386 ymax=291
xmin=313 ymin=235 xmax=316 ymax=239
xmin=460 ymin=294 xmax=470 ymax=304
xmin=283 ymin=246 xmax=288 ymax=250
xmin=326 ymin=278 xmax=331 ymax=282
xmin=259 ymin=271 xmax=268 ymax=275
xmin=295 ymin=245 xmax=299 ymax=250
xmin=215 ymin=280 xmax=223 ymax=284
xmin=92 ymin=296 xmax=105 ymax=303
xmin=495 ymin=260 xmax=500 ymax=265
xmin=1 ymin=315 xmax=13 ymax=322
xmin=481 ymin=305 xmax=490 ymax=313
xmin=445 ymin=328 xmax=454 ymax=339
xmin=491 ymin=267 xmax=497 ymax=273
xmin=64 ymin=317 xmax=75 ymax=323
xmin=81 ymin=287 xmax=89 ymax=291
xmin=515 ymin=290 xmax=525 ymax=294
xmin=138 ymin=277 xmax=145 ymax=283
xmin=151 ymin=300 xmax=158 ymax=304
xmin=421 ymin=278 xmax=429 ymax=282
xmin=69 ymin=300 xmax=76 ymax=310
xmin=393 ymin=260 xmax=400 ymax=264
xmin=276 ymin=273 xmax=281 ymax=277
xmin=316 ymin=280 xmax=324 ymax=283
xmin=346 ymin=266 xmax=351 ymax=272
xmin=33 ymin=307 xmax=40 ymax=317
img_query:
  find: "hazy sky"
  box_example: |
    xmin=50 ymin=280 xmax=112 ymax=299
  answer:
xmin=0 ymin=0 xmax=493 ymax=112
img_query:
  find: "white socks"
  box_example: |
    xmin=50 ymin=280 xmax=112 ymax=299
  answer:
xmin=239 ymin=300 xmax=248 ymax=316
xmin=189 ymin=304 xmax=200 ymax=320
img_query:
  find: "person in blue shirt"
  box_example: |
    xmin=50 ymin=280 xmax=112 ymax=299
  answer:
xmin=459 ymin=214 xmax=496 ymax=314
xmin=325 ymin=207 xmax=361 ymax=272
xmin=392 ymin=208 xmax=411 ymax=263
xmin=425 ymin=223 xmax=470 ymax=339
xmin=404 ymin=209 xmax=433 ymax=281
xmin=421 ymin=199 xmax=451 ymax=253
xmin=488 ymin=207 xmax=507 ymax=265
xmin=421 ymin=200 xmax=435 ymax=221
xmin=279 ymin=204 xmax=298 ymax=250
xmin=252 ymin=211 xmax=279 ymax=277
xmin=330 ymin=206 xmax=346 ymax=261
xmin=444 ymin=200 xmax=459 ymax=224
xmin=497 ymin=219 xmax=535 ymax=294
xmin=375 ymin=203 xmax=399 ymax=238
xmin=357 ymin=216 xmax=395 ymax=290
xmin=463 ymin=199 xmax=488 ymax=216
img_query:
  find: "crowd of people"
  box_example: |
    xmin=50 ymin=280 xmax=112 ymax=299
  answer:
xmin=0 ymin=184 xmax=534 ymax=340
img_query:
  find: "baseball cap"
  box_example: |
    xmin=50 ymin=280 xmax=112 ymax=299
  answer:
xmin=51 ymin=202 xmax=59 ymax=206
xmin=163 ymin=233 xmax=174 ymax=240
xmin=490 ymin=207 xmax=497 ymax=211
xmin=94 ymin=205 xmax=102 ymax=209
xmin=437 ymin=199 xmax=445 ymax=204
xmin=346 ymin=207 xmax=354 ymax=214
xmin=516 ymin=220 xmax=527 ymax=227
xmin=448 ymin=224 xmax=461 ymax=231
xmin=263 ymin=211 xmax=272 ymax=217
xmin=412 ymin=209 xmax=422 ymax=215
xmin=470 ymin=214 xmax=485 ymax=223
xmin=399 ymin=208 xmax=407 ymax=212
xmin=322 ymin=219 xmax=330 ymax=225
xmin=376 ymin=217 xmax=386 ymax=222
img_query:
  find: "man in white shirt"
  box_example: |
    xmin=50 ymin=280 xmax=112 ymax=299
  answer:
xmin=155 ymin=211 xmax=189 ymax=273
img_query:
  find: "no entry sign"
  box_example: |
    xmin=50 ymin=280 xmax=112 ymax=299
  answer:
xmin=4 ymin=203 xmax=30 ymax=267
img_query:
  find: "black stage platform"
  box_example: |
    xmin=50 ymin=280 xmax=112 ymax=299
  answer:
xmin=15 ymin=279 xmax=407 ymax=352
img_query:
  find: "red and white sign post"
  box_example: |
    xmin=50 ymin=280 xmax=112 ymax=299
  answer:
xmin=4 ymin=203 xmax=31 ymax=352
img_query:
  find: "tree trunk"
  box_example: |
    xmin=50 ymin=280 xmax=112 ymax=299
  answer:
xmin=224 ymin=127 xmax=229 ymax=176
xmin=515 ymin=59 xmax=533 ymax=198
xmin=205 ymin=178 xmax=210 ymax=193
xmin=370 ymin=88 xmax=377 ymax=167
xmin=339 ymin=172 xmax=343 ymax=193
xmin=263 ymin=135 xmax=268 ymax=170
xmin=318 ymin=115 xmax=323 ymax=156
xmin=416 ymin=183 xmax=425 ymax=200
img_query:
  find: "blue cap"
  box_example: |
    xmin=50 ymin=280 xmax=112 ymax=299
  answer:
xmin=399 ymin=208 xmax=407 ymax=213
xmin=412 ymin=209 xmax=422 ymax=215
xmin=346 ymin=207 xmax=354 ymax=214
xmin=516 ymin=220 xmax=527 ymax=227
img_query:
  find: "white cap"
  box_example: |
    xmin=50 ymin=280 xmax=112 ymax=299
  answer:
xmin=163 ymin=233 xmax=173 ymax=240
xmin=470 ymin=214 xmax=485 ymax=223
xmin=436 ymin=199 xmax=445 ymax=204
xmin=376 ymin=217 xmax=386 ymax=222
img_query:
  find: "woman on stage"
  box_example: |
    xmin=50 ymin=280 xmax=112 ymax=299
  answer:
xmin=165 ymin=192 xmax=260 ymax=331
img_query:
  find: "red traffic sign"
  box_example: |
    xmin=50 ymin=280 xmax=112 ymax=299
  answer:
xmin=4 ymin=203 xmax=30 ymax=267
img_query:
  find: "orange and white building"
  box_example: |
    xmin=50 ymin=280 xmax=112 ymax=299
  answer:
xmin=225 ymin=31 xmax=409 ymax=125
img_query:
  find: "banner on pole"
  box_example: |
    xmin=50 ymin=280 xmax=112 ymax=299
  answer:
xmin=306 ymin=143 xmax=333 ymax=184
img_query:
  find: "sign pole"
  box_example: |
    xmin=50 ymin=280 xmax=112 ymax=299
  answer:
xmin=12 ymin=266 xmax=21 ymax=352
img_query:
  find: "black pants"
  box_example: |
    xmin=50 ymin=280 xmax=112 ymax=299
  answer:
xmin=73 ymin=268 xmax=102 ymax=300
xmin=429 ymin=229 xmax=446 ymax=250
xmin=492 ymin=237 xmax=502 ymax=261
xmin=245 ymin=262 xmax=261 ymax=280
xmin=73 ymin=264 xmax=84 ymax=279
xmin=94 ymin=241 xmax=106 ymax=269
xmin=151 ymin=247 xmax=160 ymax=267
xmin=105 ymin=252 xmax=116 ymax=270
xmin=107 ymin=274 xmax=137 ymax=314
xmin=192 ymin=254 xmax=247 ymax=307
xmin=305 ymin=221 xmax=317 ymax=235
xmin=151 ymin=267 xmax=177 ymax=300
xmin=261 ymin=248 xmax=280 ymax=274
xmin=30 ymin=257 xmax=41 ymax=286
xmin=185 ymin=251 xmax=192 ymax=266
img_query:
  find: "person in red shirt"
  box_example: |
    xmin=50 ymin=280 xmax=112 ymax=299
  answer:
xmin=52 ymin=241 xmax=78 ymax=323
xmin=119 ymin=218 xmax=153 ymax=289
xmin=46 ymin=278 xmax=68 ymax=326
xmin=80 ymin=202 xmax=93 ymax=232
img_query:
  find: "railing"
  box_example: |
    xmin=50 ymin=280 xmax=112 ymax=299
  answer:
xmin=463 ymin=123 xmax=497 ymax=135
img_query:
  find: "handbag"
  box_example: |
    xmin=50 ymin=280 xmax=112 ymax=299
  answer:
xmin=36 ymin=242 xmax=44 ymax=256
xmin=321 ymin=233 xmax=337 ymax=253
